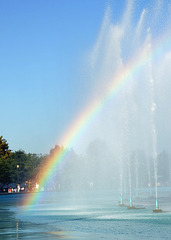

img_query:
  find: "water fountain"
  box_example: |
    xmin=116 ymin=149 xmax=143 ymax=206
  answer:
xmin=145 ymin=29 xmax=162 ymax=212
xmin=86 ymin=0 xmax=171 ymax=212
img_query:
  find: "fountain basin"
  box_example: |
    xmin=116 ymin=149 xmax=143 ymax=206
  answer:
xmin=128 ymin=206 xmax=146 ymax=209
xmin=119 ymin=203 xmax=127 ymax=207
xmin=128 ymin=205 xmax=136 ymax=209
xmin=153 ymin=208 xmax=162 ymax=213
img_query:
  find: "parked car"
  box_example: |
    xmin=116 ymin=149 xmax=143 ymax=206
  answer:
xmin=2 ymin=184 xmax=8 ymax=192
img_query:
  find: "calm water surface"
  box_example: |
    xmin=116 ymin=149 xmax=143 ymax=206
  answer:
xmin=0 ymin=190 xmax=171 ymax=239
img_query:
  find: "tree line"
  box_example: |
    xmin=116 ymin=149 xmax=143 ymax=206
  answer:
xmin=0 ymin=136 xmax=81 ymax=190
xmin=0 ymin=136 xmax=44 ymax=184
xmin=1 ymin=135 xmax=171 ymax=191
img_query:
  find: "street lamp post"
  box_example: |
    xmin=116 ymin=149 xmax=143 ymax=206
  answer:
xmin=17 ymin=165 xmax=20 ymax=193
xmin=17 ymin=165 xmax=19 ymax=184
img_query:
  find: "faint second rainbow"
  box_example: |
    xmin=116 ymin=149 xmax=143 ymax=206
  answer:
xmin=23 ymin=32 xmax=171 ymax=211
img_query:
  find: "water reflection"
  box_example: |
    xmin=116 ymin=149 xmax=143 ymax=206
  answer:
xmin=0 ymin=194 xmax=71 ymax=239
xmin=1 ymin=191 xmax=171 ymax=239
xmin=16 ymin=219 xmax=19 ymax=239
xmin=46 ymin=231 xmax=71 ymax=239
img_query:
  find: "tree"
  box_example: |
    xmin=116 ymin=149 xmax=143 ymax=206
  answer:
xmin=9 ymin=151 xmax=43 ymax=183
xmin=0 ymin=136 xmax=12 ymax=183
xmin=0 ymin=136 xmax=11 ymax=158
xmin=0 ymin=157 xmax=12 ymax=183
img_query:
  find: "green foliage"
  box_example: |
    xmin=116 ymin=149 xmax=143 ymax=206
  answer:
xmin=0 ymin=157 xmax=12 ymax=183
xmin=9 ymin=150 xmax=43 ymax=183
xmin=0 ymin=136 xmax=12 ymax=183
xmin=0 ymin=136 xmax=11 ymax=158
xmin=0 ymin=136 xmax=44 ymax=184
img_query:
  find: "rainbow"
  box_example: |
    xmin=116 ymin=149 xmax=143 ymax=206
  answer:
xmin=23 ymin=31 xmax=171 ymax=210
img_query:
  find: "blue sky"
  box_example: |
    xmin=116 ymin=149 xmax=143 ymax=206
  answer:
xmin=0 ymin=0 xmax=111 ymax=153
xmin=0 ymin=0 xmax=170 ymax=154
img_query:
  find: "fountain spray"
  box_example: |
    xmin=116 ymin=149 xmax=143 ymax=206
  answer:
xmin=146 ymin=30 xmax=162 ymax=212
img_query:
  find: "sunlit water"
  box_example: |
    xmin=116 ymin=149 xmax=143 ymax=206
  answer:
xmin=1 ymin=189 xmax=171 ymax=239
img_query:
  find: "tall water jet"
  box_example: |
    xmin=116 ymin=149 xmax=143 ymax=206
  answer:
xmin=118 ymin=93 xmax=127 ymax=207
xmin=147 ymin=158 xmax=153 ymax=198
xmin=135 ymin=152 xmax=139 ymax=198
xmin=146 ymin=29 xmax=162 ymax=212
xmin=119 ymin=153 xmax=124 ymax=206
xmin=118 ymin=142 xmax=126 ymax=206
xmin=124 ymin=88 xmax=135 ymax=209
xmin=127 ymin=156 xmax=135 ymax=209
